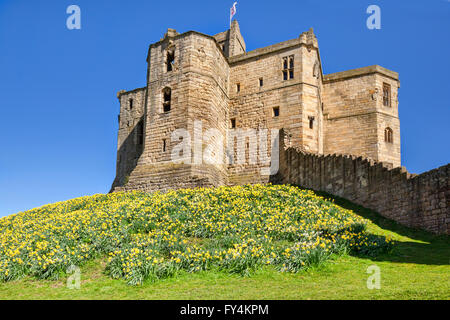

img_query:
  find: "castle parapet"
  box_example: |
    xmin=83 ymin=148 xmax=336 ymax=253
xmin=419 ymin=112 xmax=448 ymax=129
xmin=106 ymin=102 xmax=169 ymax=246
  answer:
xmin=277 ymin=129 xmax=449 ymax=235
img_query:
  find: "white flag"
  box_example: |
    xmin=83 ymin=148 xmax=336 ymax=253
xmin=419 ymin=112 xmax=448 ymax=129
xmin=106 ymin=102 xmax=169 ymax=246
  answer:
xmin=230 ymin=2 xmax=238 ymax=26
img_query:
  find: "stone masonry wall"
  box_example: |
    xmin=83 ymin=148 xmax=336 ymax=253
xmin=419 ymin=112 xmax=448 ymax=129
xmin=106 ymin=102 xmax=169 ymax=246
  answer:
xmin=225 ymin=29 xmax=322 ymax=184
xmin=112 ymin=87 xmax=146 ymax=189
xmin=277 ymin=130 xmax=449 ymax=235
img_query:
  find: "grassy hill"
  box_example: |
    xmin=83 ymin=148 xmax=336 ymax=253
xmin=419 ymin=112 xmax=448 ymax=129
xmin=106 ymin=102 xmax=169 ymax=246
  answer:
xmin=0 ymin=184 xmax=448 ymax=299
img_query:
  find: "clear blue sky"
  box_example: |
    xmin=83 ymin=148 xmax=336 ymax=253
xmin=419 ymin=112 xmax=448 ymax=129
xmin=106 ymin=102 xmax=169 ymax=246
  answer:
xmin=0 ymin=0 xmax=449 ymax=216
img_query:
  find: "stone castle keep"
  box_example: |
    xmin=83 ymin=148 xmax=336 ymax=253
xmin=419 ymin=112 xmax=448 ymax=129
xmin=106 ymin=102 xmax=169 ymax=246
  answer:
xmin=111 ymin=22 xmax=449 ymax=234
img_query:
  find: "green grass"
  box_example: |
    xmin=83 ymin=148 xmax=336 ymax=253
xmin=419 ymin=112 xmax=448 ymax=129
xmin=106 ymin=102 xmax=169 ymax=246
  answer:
xmin=0 ymin=188 xmax=448 ymax=300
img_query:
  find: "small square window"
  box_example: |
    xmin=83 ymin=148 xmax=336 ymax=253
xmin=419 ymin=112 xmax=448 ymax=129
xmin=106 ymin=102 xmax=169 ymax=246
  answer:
xmin=273 ymin=107 xmax=280 ymax=117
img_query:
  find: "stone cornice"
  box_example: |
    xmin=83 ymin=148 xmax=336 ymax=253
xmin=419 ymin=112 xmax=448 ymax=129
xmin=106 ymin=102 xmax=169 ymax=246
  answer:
xmin=323 ymin=65 xmax=399 ymax=84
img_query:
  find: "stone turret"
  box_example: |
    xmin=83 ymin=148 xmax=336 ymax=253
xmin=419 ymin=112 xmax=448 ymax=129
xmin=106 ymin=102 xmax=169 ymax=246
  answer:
xmin=213 ymin=20 xmax=246 ymax=58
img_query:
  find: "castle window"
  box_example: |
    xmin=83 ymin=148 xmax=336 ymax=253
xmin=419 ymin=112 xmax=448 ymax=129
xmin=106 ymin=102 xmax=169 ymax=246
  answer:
xmin=137 ymin=121 xmax=144 ymax=145
xmin=259 ymin=78 xmax=264 ymax=87
xmin=163 ymin=139 xmax=167 ymax=152
xmin=230 ymin=118 xmax=236 ymax=129
xmin=163 ymin=87 xmax=171 ymax=113
xmin=385 ymin=127 xmax=393 ymax=143
xmin=282 ymin=55 xmax=294 ymax=80
xmin=272 ymin=107 xmax=280 ymax=117
xmin=309 ymin=116 xmax=315 ymax=129
xmin=236 ymin=83 xmax=241 ymax=93
xmin=383 ymin=83 xmax=391 ymax=107
xmin=166 ymin=48 xmax=175 ymax=72
xmin=129 ymin=98 xmax=134 ymax=110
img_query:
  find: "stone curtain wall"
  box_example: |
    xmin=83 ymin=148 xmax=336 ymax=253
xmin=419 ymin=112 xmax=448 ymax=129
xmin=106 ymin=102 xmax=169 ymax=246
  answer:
xmin=277 ymin=130 xmax=449 ymax=235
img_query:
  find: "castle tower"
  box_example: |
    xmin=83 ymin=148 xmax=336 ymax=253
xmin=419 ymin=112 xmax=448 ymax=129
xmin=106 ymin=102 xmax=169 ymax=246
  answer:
xmin=322 ymin=65 xmax=401 ymax=167
xmin=113 ymin=27 xmax=232 ymax=192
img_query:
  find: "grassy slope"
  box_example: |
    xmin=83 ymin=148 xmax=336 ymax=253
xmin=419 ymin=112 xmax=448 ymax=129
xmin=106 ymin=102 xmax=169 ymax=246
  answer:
xmin=0 ymin=192 xmax=448 ymax=300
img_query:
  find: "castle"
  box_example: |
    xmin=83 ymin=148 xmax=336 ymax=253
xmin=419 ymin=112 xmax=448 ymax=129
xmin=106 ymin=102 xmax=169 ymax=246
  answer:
xmin=110 ymin=22 xmax=448 ymax=235
xmin=111 ymin=21 xmax=401 ymax=193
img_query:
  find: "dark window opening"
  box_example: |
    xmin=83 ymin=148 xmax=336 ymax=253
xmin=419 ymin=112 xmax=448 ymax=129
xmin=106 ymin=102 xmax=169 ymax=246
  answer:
xmin=282 ymin=56 xmax=294 ymax=80
xmin=129 ymin=98 xmax=134 ymax=110
xmin=385 ymin=127 xmax=393 ymax=143
xmin=236 ymin=83 xmax=241 ymax=93
xmin=166 ymin=49 xmax=175 ymax=72
xmin=137 ymin=121 xmax=144 ymax=145
xmin=163 ymin=139 xmax=167 ymax=152
xmin=273 ymin=107 xmax=280 ymax=117
xmin=383 ymin=83 xmax=391 ymax=107
xmin=163 ymin=87 xmax=171 ymax=113
xmin=259 ymin=78 xmax=264 ymax=87
xmin=309 ymin=116 xmax=315 ymax=129
xmin=230 ymin=118 xmax=236 ymax=129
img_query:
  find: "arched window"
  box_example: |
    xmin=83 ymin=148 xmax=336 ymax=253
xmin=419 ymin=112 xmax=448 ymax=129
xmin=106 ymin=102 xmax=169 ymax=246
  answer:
xmin=385 ymin=127 xmax=393 ymax=143
xmin=162 ymin=87 xmax=171 ymax=113
xmin=282 ymin=55 xmax=294 ymax=80
xmin=383 ymin=83 xmax=391 ymax=107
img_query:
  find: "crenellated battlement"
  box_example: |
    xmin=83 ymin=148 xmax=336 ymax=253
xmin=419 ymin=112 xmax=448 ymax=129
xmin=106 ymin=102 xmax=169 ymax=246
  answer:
xmin=277 ymin=129 xmax=449 ymax=235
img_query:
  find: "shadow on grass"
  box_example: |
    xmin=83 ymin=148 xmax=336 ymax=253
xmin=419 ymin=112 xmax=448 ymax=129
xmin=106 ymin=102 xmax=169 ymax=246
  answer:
xmin=301 ymin=187 xmax=450 ymax=266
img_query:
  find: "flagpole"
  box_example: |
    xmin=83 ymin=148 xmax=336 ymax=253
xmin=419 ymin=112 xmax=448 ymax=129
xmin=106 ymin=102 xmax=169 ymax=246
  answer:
xmin=230 ymin=2 xmax=237 ymax=29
